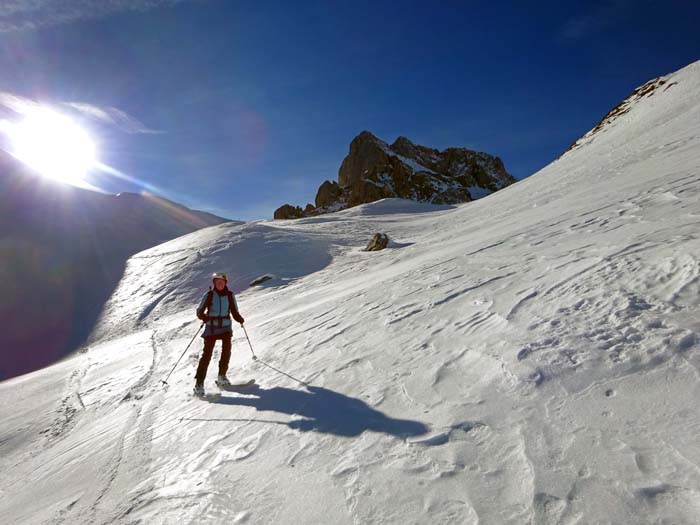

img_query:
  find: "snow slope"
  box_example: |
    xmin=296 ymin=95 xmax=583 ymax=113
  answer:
xmin=2 ymin=61 xmax=700 ymax=524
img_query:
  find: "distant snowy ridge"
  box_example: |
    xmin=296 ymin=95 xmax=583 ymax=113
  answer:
xmin=274 ymin=130 xmax=514 ymax=219
xmin=0 ymin=155 xmax=235 ymax=379
xmin=563 ymin=64 xmax=691 ymax=155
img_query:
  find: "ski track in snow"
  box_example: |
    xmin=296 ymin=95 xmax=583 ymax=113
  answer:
xmin=2 ymin=61 xmax=700 ymax=523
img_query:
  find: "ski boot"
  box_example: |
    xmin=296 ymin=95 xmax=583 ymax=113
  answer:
xmin=215 ymin=375 xmax=232 ymax=388
xmin=193 ymin=381 xmax=205 ymax=396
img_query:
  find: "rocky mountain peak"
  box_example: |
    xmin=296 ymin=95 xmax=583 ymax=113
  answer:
xmin=389 ymin=136 xmax=419 ymax=157
xmin=355 ymin=130 xmax=383 ymax=143
xmin=274 ymin=131 xmax=515 ymax=219
xmin=339 ymin=131 xmax=391 ymax=189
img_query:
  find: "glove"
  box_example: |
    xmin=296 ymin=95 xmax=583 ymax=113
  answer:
xmin=198 ymin=313 xmax=210 ymax=322
xmin=234 ymin=314 xmax=245 ymax=325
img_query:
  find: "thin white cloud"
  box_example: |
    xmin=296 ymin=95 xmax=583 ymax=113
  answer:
xmin=560 ymin=15 xmax=597 ymax=41
xmin=0 ymin=91 xmax=159 ymax=134
xmin=0 ymin=0 xmax=185 ymax=32
xmin=63 ymin=103 xmax=161 ymax=134
xmin=559 ymin=0 xmax=634 ymax=41
xmin=0 ymin=92 xmax=40 ymax=114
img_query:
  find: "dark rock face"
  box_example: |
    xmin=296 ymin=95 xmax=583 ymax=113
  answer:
xmin=274 ymin=131 xmax=515 ymax=219
xmin=365 ymin=233 xmax=390 ymax=251
xmin=273 ymin=204 xmax=305 ymax=220
xmin=338 ymin=131 xmax=392 ymax=188
xmin=315 ymin=180 xmax=342 ymax=208
xmin=250 ymin=274 xmax=274 ymax=286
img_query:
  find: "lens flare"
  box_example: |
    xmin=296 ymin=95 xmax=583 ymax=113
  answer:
xmin=5 ymin=106 xmax=97 ymax=185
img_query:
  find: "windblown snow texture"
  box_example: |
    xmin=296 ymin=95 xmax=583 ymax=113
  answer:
xmin=1 ymin=61 xmax=700 ymax=523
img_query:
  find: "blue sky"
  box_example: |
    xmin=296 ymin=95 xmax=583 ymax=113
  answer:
xmin=0 ymin=0 xmax=698 ymax=219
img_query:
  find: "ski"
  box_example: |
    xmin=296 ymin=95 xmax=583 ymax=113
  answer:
xmin=216 ymin=378 xmax=256 ymax=389
xmin=192 ymin=388 xmax=221 ymax=399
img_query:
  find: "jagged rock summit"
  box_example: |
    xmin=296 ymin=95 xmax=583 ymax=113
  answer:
xmin=274 ymin=131 xmax=515 ymax=219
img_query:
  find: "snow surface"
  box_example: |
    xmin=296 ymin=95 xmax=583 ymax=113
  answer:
xmin=467 ymin=185 xmax=493 ymax=200
xmin=2 ymin=61 xmax=700 ymax=523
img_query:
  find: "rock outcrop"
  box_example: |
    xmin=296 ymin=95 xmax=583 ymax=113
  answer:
xmin=274 ymin=131 xmax=515 ymax=219
xmin=250 ymin=274 xmax=275 ymax=286
xmin=315 ymin=180 xmax=343 ymax=208
xmin=273 ymin=204 xmax=305 ymax=220
xmin=364 ymin=233 xmax=390 ymax=251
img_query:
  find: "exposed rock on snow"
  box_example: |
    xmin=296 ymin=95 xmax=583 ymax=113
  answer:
xmin=364 ymin=232 xmax=390 ymax=251
xmin=563 ymin=75 xmax=680 ymax=155
xmin=250 ymin=274 xmax=275 ymax=286
xmin=274 ymin=131 xmax=515 ymax=219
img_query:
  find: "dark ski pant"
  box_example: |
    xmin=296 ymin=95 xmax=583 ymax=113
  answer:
xmin=195 ymin=335 xmax=232 ymax=383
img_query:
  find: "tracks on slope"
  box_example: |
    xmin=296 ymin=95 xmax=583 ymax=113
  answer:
xmin=55 ymin=329 xmax=169 ymax=524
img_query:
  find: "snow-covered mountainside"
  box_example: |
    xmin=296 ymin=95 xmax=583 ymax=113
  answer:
xmin=0 ymin=159 xmax=234 ymax=379
xmin=2 ymin=60 xmax=700 ymax=523
xmin=274 ymin=131 xmax=514 ymax=219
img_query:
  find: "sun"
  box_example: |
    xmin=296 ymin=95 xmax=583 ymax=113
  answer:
xmin=5 ymin=107 xmax=97 ymax=186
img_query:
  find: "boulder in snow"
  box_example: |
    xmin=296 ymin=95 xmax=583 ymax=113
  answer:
xmin=364 ymin=233 xmax=390 ymax=251
xmin=250 ymin=274 xmax=275 ymax=286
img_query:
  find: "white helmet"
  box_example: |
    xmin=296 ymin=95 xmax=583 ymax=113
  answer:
xmin=212 ymin=272 xmax=228 ymax=282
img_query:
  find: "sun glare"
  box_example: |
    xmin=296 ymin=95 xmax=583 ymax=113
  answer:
xmin=6 ymin=107 xmax=97 ymax=185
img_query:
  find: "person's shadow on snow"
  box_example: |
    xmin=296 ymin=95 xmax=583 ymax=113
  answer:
xmin=208 ymin=385 xmax=428 ymax=438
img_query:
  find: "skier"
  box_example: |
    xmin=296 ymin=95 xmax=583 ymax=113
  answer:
xmin=193 ymin=272 xmax=245 ymax=395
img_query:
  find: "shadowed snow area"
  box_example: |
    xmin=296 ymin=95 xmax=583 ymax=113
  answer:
xmin=0 ymin=161 xmax=231 ymax=379
xmin=1 ymin=61 xmax=700 ymax=523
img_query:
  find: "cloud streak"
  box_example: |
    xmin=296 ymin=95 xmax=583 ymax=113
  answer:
xmin=0 ymin=91 xmax=159 ymax=134
xmin=63 ymin=103 xmax=161 ymax=134
xmin=559 ymin=0 xmax=634 ymax=41
xmin=0 ymin=0 xmax=185 ymax=32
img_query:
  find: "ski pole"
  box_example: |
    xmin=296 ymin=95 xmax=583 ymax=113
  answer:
xmin=256 ymin=357 xmax=309 ymax=387
xmin=241 ymin=323 xmax=257 ymax=360
xmin=161 ymin=322 xmax=204 ymax=386
xmin=241 ymin=324 xmax=308 ymax=386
